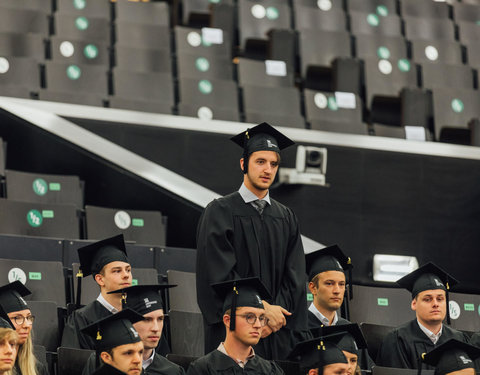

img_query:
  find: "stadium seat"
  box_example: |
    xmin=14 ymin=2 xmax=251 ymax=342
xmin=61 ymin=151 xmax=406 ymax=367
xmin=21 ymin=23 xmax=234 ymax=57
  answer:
xmin=0 ymin=0 xmax=52 ymax=12
xmin=295 ymin=0 xmax=344 ymax=11
xmin=293 ymin=6 xmax=347 ymax=32
xmin=115 ymin=0 xmax=170 ymax=25
xmin=177 ymin=54 xmax=233 ymax=80
xmin=403 ymin=17 xmax=456 ymax=41
xmin=155 ymin=247 xmax=196 ymax=276
xmin=108 ymin=97 xmax=172 ymax=115
xmin=111 ymin=68 xmax=174 ymax=105
xmin=458 ymin=20 xmax=480 ymax=44
xmin=372 ymin=124 xmax=407 ymax=139
xmin=114 ymin=46 xmax=171 ymax=73
xmin=354 ymin=35 xmax=407 ymax=61
xmin=177 ymin=103 xmax=240 ymax=122
xmin=50 ymin=37 xmax=110 ymax=66
xmin=0 ymin=8 xmax=49 ymax=36
xmin=237 ymin=0 xmax=291 ymax=48
xmin=237 ymin=57 xmax=294 ymax=88
xmin=310 ymin=119 xmax=369 ymax=135
xmin=167 ymin=270 xmax=200 ymax=313
xmin=465 ymin=42 xmax=480 ymax=70
xmin=347 ymin=0 xmax=397 ymax=15
xmin=299 ymin=29 xmax=352 ymax=76
xmin=0 ymin=234 xmax=63 ymax=263
xmin=181 ymin=0 xmax=234 ymax=26
xmin=165 ymin=354 xmax=198 ymax=372
xmin=54 ymin=14 xmax=111 ymax=43
xmin=56 ymin=0 xmax=111 ymax=17
xmin=242 ymin=85 xmax=305 ymax=128
xmin=29 ymin=301 xmax=60 ymax=352
xmin=57 ymin=347 xmax=94 ymax=375
xmin=399 ymin=0 xmax=450 ymax=19
xmin=410 ymin=39 xmax=463 ymax=65
xmin=5 ymin=170 xmax=84 ymax=208
xmin=169 ymin=310 xmax=204 ymax=357
xmin=38 ymin=90 xmax=105 ymax=107
xmin=349 ymin=285 xmax=415 ymax=326
xmin=0 ymin=199 xmax=80 ymax=239
xmin=85 ymin=205 xmax=167 ymax=247
xmin=0 ymin=57 xmax=40 ymax=90
xmin=115 ymin=22 xmax=170 ymax=50
xmin=0 ymin=33 xmax=45 ymax=61
xmin=421 ymin=63 xmax=474 ymax=90
xmin=0 ymin=86 xmax=32 ymax=100
xmin=0 ymin=258 xmax=66 ymax=306
xmin=72 ymin=264 xmax=159 ymax=306
xmin=359 ymin=323 xmax=395 ymax=364
xmin=363 ymin=57 xmax=418 ymax=106
xmin=349 ymin=11 xmax=402 ymax=37
xmin=373 ymin=367 xmax=434 ymax=375
xmin=452 ymin=2 xmax=480 ymax=23
xmin=449 ymin=291 xmax=480 ymax=333
xmin=175 ymin=26 xmax=231 ymax=58
xmin=431 ymin=87 xmax=480 ymax=141
xmin=44 ymin=61 xmax=108 ymax=96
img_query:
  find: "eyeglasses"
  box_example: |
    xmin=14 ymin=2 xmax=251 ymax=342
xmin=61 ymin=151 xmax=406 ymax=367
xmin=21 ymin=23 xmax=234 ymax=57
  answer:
xmin=12 ymin=315 xmax=35 ymax=325
xmin=237 ymin=313 xmax=268 ymax=327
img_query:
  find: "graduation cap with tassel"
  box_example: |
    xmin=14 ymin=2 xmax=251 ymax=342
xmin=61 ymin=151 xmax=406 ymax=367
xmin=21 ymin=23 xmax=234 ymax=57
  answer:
xmin=107 ymin=284 xmax=177 ymax=314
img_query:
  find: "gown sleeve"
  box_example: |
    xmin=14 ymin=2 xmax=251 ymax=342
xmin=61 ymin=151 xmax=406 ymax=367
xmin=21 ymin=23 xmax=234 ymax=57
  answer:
xmin=376 ymin=329 xmax=412 ymax=368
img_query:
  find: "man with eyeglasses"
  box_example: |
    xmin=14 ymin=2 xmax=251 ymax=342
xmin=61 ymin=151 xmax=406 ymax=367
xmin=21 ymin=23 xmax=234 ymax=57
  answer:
xmin=187 ymin=278 xmax=284 ymax=375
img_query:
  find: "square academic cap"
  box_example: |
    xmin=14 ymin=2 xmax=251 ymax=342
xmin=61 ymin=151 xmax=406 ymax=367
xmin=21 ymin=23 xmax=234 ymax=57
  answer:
xmin=81 ymin=308 xmax=144 ymax=351
xmin=0 ymin=281 xmax=31 ymax=314
xmin=422 ymin=339 xmax=480 ymax=375
xmin=305 ymin=245 xmax=352 ymax=282
xmin=77 ymin=234 xmax=129 ymax=277
xmin=288 ymin=335 xmax=348 ymax=372
xmin=107 ymin=284 xmax=176 ymax=315
xmin=313 ymin=323 xmax=368 ymax=356
xmin=211 ymin=277 xmax=271 ymax=331
xmin=0 ymin=304 xmax=14 ymax=329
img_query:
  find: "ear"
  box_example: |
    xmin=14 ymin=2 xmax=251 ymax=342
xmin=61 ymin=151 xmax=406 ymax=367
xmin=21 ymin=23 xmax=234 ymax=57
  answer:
xmin=94 ymin=273 xmax=105 ymax=287
xmin=411 ymin=298 xmax=416 ymax=312
xmin=240 ymin=158 xmax=244 ymax=171
xmin=100 ymin=351 xmax=112 ymax=365
xmin=223 ymin=313 xmax=230 ymax=328
xmin=308 ymin=281 xmax=317 ymax=295
xmin=308 ymin=369 xmax=319 ymax=375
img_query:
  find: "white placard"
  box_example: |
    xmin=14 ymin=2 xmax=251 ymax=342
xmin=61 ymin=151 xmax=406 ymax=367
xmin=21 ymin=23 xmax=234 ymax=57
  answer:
xmin=405 ymin=126 xmax=426 ymax=141
xmin=334 ymin=92 xmax=356 ymax=109
xmin=265 ymin=60 xmax=287 ymax=77
xmin=201 ymin=28 xmax=223 ymax=45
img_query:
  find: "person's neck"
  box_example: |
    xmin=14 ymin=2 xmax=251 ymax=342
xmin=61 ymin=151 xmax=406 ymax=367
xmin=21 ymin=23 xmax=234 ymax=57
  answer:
xmin=143 ymin=348 xmax=154 ymax=361
xmin=314 ymin=302 xmax=337 ymax=325
xmin=223 ymin=336 xmax=252 ymax=363
xmin=243 ymin=180 xmax=268 ymax=199
xmin=101 ymin=290 xmax=123 ymax=311
xmin=418 ymin=318 xmax=442 ymax=335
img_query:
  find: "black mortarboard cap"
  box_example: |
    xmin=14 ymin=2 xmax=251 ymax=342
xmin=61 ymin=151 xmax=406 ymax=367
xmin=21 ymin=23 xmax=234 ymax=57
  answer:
xmin=288 ymin=335 xmax=348 ymax=372
xmin=77 ymin=234 xmax=129 ymax=277
xmin=305 ymin=245 xmax=352 ymax=282
xmin=422 ymin=339 xmax=480 ymax=375
xmin=0 ymin=281 xmax=31 ymax=314
xmin=0 ymin=304 xmax=14 ymax=329
xmin=91 ymin=363 xmax=128 ymax=375
xmin=211 ymin=277 xmax=271 ymax=331
xmin=396 ymin=262 xmax=457 ymax=298
xmin=107 ymin=284 xmax=176 ymax=314
xmin=81 ymin=308 xmax=143 ymax=351
xmin=315 ymin=324 xmax=368 ymax=356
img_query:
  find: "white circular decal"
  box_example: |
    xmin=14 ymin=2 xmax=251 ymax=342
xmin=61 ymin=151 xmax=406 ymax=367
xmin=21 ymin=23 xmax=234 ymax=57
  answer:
xmin=425 ymin=46 xmax=439 ymax=61
xmin=449 ymin=300 xmax=460 ymax=320
xmin=187 ymin=32 xmax=202 ymax=47
xmin=114 ymin=211 xmax=131 ymax=230
xmin=378 ymin=59 xmax=393 ymax=75
xmin=8 ymin=268 xmax=27 ymax=284
xmin=314 ymin=93 xmax=328 ymax=109
xmin=317 ymin=0 xmax=332 ymax=11
xmin=197 ymin=106 xmax=213 ymax=120
xmin=251 ymin=4 xmax=266 ymax=19
xmin=0 ymin=57 xmax=10 ymax=74
xmin=60 ymin=41 xmax=75 ymax=57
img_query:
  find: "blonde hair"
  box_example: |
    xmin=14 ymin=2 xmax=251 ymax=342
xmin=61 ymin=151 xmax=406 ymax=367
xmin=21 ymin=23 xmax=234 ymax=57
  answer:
xmin=0 ymin=328 xmax=19 ymax=375
xmin=16 ymin=329 xmax=38 ymax=375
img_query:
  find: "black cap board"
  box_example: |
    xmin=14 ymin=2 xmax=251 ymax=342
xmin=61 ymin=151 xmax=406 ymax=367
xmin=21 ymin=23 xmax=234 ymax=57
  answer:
xmin=107 ymin=284 xmax=176 ymax=314
xmin=81 ymin=308 xmax=143 ymax=351
xmin=312 ymin=323 xmax=368 ymax=356
xmin=422 ymin=339 xmax=480 ymax=375
xmin=305 ymin=245 xmax=352 ymax=282
xmin=211 ymin=277 xmax=271 ymax=331
xmin=0 ymin=281 xmax=31 ymax=314
xmin=77 ymin=234 xmax=129 ymax=277
xmin=288 ymin=335 xmax=348 ymax=372
xmin=396 ymin=262 xmax=458 ymax=298
xmin=230 ymin=122 xmax=295 ymax=173
xmin=0 ymin=304 xmax=14 ymax=329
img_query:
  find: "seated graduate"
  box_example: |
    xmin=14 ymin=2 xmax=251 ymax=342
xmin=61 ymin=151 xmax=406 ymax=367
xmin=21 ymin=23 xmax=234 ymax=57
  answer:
xmin=469 ymin=332 xmax=480 ymax=372
xmin=62 ymin=235 xmax=132 ymax=349
xmin=187 ymin=277 xmax=284 ymax=375
xmin=288 ymin=334 xmax=349 ymax=375
xmin=0 ymin=281 xmax=48 ymax=375
xmin=82 ymin=284 xmax=184 ymax=375
xmin=422 ymin=339 xmax=480 ymax=375
xmin=376 ymin=263 xmax=470 ymax=369
xmin=81 ymin=308 xmax=145 ymax=375
xmin=0 ymin=307 xmax=19 ymax=375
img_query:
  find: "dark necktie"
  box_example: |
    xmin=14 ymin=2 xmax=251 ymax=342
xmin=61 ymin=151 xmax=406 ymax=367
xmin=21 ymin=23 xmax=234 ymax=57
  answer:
xmin=252 ymin=199 xmax=267 ymax=215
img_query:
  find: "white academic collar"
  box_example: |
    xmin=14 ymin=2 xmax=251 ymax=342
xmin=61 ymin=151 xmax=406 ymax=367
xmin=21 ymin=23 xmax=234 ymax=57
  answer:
xmin=308 ymin=303 xmax=338 ymax=326
xmin=417 ymin=319 xmax=443 ymax=344
xmin=96 ymin=293 xmax=119 ymax=314
xmin=238 ymin=183 xmax=271 ymax=205
xmin=217 ymin=342 xmax=255 ymax=368
xmin=142 ymin=350 xmax=155 ymax=369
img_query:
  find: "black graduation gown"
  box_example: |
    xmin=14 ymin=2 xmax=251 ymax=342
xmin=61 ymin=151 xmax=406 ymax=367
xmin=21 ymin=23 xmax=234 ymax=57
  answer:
xmin=92 ymin=363 xmax=127 ymax=375
xmin=306 ymin=311 xmax=375 ymax=371
xmin=469 ymin=332 xmax=480 ymax=372
xmin=186 ymin=350 xmax=284 ymax=375
xmin=61 ymin=301 xmax=112 ymax=349
xmin=196 ymin=192 xmax=307 ymax=359
xmin=376 ymin=319 xmax=470 ymax=369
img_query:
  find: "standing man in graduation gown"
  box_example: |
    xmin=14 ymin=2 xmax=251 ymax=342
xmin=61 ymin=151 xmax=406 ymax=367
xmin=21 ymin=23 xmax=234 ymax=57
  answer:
xmin=196 ymin=122 xmax=308 ymax=360
xmin=376 ymin=263 xmax=470 ymax=369
xmin=187 ymin=277 xmax=284 ymax=375
xmin=82 ymin=285 xmax=184 ymax=375
xmin=61 ymin=235 xmax=133 ymax=349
